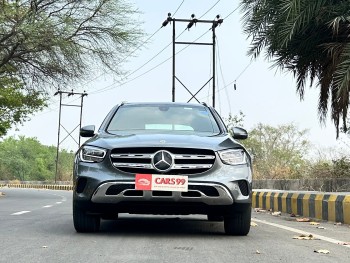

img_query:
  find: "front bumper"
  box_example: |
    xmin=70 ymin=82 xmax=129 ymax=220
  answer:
xmin=73 ymin=152 xmax=253 ymax=215
xmin=91 ymin=181 xmax=234 ymax=205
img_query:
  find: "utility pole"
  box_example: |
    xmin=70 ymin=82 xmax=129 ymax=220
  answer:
xmin=54 ymin=89 xmax=87 ymax=183
xmin=162 ymin=13 xmax=223 ymax=108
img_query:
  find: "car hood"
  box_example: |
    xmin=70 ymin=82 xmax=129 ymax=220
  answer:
xmin=84 ymin=132 xmax=243 ymax=152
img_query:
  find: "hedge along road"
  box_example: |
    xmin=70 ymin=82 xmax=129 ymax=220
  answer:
xmin=0 ymin=187 xmax=350 ymax=263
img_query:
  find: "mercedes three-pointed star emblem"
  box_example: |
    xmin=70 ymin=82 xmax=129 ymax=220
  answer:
xmin=152 ymin=150 xmax=173 ymax=172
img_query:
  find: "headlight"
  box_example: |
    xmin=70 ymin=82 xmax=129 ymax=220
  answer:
xmin=79 ymin=146 xmax=107 ymax=163
xmin=218 ymin=149 xmax=247 ymax=165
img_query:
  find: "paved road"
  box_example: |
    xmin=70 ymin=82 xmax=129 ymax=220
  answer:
xmin=0 ymin=188 xmax=349 ymax=263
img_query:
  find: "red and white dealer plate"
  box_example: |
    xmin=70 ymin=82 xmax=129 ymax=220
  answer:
xmin=135 ymin=174 xmax=188 ymax=192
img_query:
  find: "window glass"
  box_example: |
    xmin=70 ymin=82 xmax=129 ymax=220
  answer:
xmin=107 ymin=105 xmax=220 ymax=135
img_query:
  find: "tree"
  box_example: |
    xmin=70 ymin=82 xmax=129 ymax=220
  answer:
xmin=241 ymin=123 xmax=310 ymax=179
xmin=0 ymin=76 xmax=45 ymax=136
xmin=0 ymin=0 xmax=142 ymax=135
xmin=225 ymin=111 xmax=245 ymax=128
xmin=240 ymin=0 xmax=350 ymax=137
xmin=0 ymin=136 xmax=74 ymax=181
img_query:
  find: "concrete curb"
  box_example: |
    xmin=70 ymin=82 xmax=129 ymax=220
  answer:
xmin=253 ymin=190 xmax=350 ymax=224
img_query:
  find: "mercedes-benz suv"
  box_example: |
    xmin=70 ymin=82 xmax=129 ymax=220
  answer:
xmin=73 ymin=102 xmax=253 ymax=235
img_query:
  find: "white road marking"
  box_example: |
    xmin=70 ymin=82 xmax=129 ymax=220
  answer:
xmin=43 ymin=205 xmax=53 ymax=208
xmin=56 ymin=202 xmax=62 ymax=204
xmin=11 ymin=211 xmax=31 ymax=215
xmin=46 ymin=193 xmax=67 ymax=202
xmin=253 ymin=219 xmax=350 ymax=248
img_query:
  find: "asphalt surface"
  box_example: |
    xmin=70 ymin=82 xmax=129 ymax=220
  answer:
xmin=0 ymin=188 xmax=349 ymax=263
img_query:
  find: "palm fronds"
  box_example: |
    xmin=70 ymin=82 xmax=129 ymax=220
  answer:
xmin=240 ymin=0 xmax=350 ymax=136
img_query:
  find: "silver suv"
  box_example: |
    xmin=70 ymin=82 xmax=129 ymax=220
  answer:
xmin=73 ymin=102 xmax=253 ymax=235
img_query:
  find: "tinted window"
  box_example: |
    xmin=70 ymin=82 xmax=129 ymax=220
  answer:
xmin=107 ymin=105 xmax=220 ymax=135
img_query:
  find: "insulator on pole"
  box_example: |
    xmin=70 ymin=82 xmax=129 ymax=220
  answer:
xmin=162 ymin=13 xmax=173 ymax=27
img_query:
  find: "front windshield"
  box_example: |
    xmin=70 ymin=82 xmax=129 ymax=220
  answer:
xmin=107 ymin=104 xmax=221 ymax=135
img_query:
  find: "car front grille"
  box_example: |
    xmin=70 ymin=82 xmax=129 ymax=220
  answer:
xmin=110 ymin=147 xmax=215 ymax=175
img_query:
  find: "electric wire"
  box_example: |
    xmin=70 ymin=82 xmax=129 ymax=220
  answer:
xmin=90 ymin=28 xmax=187 ymax=95
xmin=37 ymin=27 xmax=164 ymax=116
xmin=201 ymin=60 xmax=253 ymax=101
xmin=223 ymin=5 xmax=240 ymax=19
xmin=76 ymin=27 xmax=163 ymax=93
xmin=207 ymin=50 xmax=212 ymax=105
xmin=91 ymin=5 xmax=242 ymax=96
xmin=216 ymin=47 xmax=222 ymax=114
xmin=70 ymin=2 xmax=234 ymax=97
xmin=91 ymin=29 xmax=211 ymax=95
xmin=88 ymin=0 xmax=186 ymax=94
xmin=172 ymin=0 xmax=185 ymax=17
xmin=199 ymin=0 xmax=221 ymax=19
xmin=39 ymin=5 xmax=244 ymax=116
xmin=216 ymin=36 xmax=232 ymax=113
xmin=122 ymin=29 xmax=187 ymax=80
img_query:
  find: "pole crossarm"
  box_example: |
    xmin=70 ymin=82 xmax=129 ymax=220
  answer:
xmin=175 ymin=41 xmax=212 ymax=45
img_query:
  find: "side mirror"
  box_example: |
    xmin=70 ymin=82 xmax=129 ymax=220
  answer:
xmin=80 ymin=125 xmax=95 ymax=137
xmin=231 ymin=127 xmax=248 ymax=140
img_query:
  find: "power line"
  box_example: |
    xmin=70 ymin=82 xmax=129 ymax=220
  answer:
xmin=122 ymin=29 xmax=187 ymax=80
xmin=216 ymin=36 xmax=232 ymax=113
xmin=88 ymin=1 xmax=185 ymax=91
xmin=37 ymin=27 xmax=165 ymax=116
xmin=199 ymin=0 xmax=221 ymax=19
xmin=91 ymin=29 xmax=211 ymax=95
xmin=80 ymin=27 xmax=163 ymax=91
xmin=172 ymin=0 xmax=185 ymax=17
xmin=89 ymin=3 xmax=234 ymax=97
xmin=207 ymin=50 xmax=212 ymax=105
xmin=91 ymin=29 xmax=188 ymax=95
xmin=200 ymin=60 xmax=254 ymax=100
xmin=40 ymin=5 xmax=242 ymax=116
xmin=223 ymin=5 xmax=240 ymax=19
xmin=216 ymin=48 xmax=222 ymax=114
xmin=90 ymin=5 xmax=240 ymax=96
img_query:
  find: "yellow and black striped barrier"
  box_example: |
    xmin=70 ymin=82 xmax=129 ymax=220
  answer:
xmin=2 ymin=184 xmax=73 ymax=191
xmin=253 ymin=190 xmax=350 ymax=224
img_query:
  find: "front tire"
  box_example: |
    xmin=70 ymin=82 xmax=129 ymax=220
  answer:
xmin=73 ymin=203 xmax=100 ymax=233
xmin=224 ymin=204 xmax=251 ymax=236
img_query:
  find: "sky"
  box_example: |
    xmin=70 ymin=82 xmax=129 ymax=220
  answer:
xmin=7 ymin=0 xmax=350 ymax=156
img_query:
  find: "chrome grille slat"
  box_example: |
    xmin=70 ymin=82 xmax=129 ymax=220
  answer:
xmin=110 ymin=147 xmax=215 ymax=174
xmin=173 ymin=164 xmax=213 ymax=169
xmin=173 ymin=154 xmax=215 ymax=160
xmin=111 ymin=154 xmax=152 ymax=159
xmin=113 ymin=163 xmax=153 ymax=169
